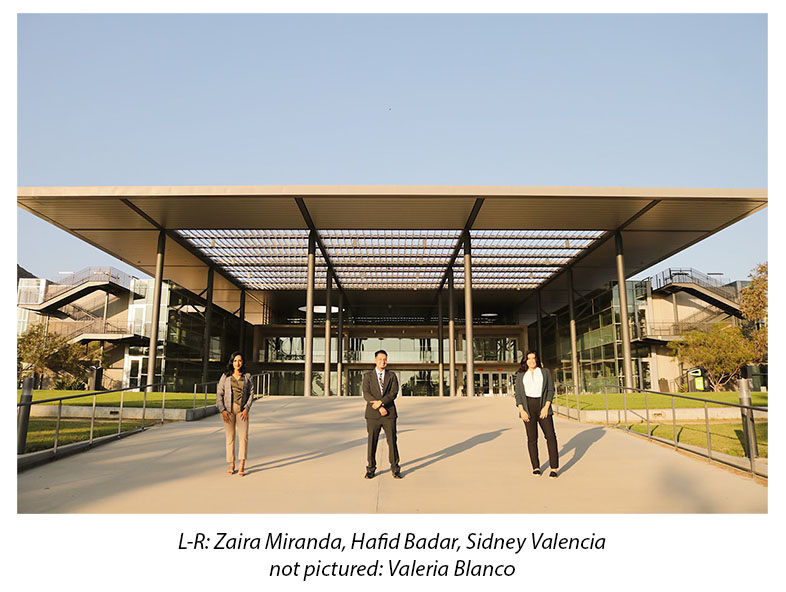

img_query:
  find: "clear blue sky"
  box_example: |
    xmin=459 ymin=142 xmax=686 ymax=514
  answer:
xmin=17 ymin=13 xmax=767 ymax=283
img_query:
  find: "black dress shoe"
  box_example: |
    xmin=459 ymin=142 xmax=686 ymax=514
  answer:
xmin=532 ymin=469 xmax=541 ymax=476
xmin=365 ymin=470 xmax=375 ymax=479
xmin=392 ymin=471 xmax=402 ymax=479
xmin=549 ymin=470 xmax=558 ymax=478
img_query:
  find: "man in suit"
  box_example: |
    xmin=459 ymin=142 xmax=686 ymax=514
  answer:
xmin=362 ymin=349 xmax=401 ymax=479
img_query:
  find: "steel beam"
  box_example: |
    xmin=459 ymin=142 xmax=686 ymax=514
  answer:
xmin=147 ymin=230 xmax=166 ymax=394
xmin=304 ymin=231 xmax=316 ymax=396
xmin=324 ymin=270 xmax=332 ymax=396
xmin=201 ymin=266 xmax=214 ymax=384
xmin=567 ymin=267 xmax=581 ymax=396
xmin=463 ymin=231 xmax=475 ymax=397
xmin=616 ymin=231 xmax=634 ymax=391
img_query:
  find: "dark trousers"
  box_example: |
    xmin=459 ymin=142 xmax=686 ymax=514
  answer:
xmin=524 ymin=397 xmax=559 ymax=470
xmin=366 ymin=416 xmax=400 ymax=472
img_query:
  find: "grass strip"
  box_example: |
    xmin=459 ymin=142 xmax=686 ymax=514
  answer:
xmin=21 ymin=418 xmax=147 ymax=453
xmin=627 ymin=421 xmax=768 ymax=458
xmin=18 ymin=390 xmax=213 ymax=409
xmin=553 ymin=392 xmax=768 ymax=411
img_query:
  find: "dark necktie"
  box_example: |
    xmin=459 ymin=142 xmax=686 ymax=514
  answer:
xmin=378 ymin=371 xmax=384 ymax=395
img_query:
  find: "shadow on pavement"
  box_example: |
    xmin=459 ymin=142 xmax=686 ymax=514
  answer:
xmin=402 ymin=429 xmax=510 ymax=475
xmin=244 ymin=429 xmax=415 ymax=475
xmin=540 ymin=426 xmax=606 ymax=474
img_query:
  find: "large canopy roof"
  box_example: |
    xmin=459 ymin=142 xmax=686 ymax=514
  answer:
xmin=18 ymin=185 xmax=767 ymax=323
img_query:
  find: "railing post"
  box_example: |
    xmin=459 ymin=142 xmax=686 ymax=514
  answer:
xmin=604 ymin=385 xmax=609 ymax=425
xmin=54 ymin=401 xmax=63 ymax=452
xmin=118 ymin=390 xmax=125 ymax=434
xmin=738 ymin=377 xmax=758 ymax=474
xmin=89 ymin=393 xmax=97 ymax=444
xmin=17 ymin=377 xmax=34 ymax=455
xmin=623 ymin=385 xmax=628 ymax=429
xmin=141 ymin=385 xmax=147 ymax=427
xmin=204 ymin=384 xmax=207 ymax=409
xmin=645 ymin=391 xmax=650 ymax=440
xmin=193 ymin=384 xmax=197 ymax=409
xmin=576 ymin=388 xmax=581 ymax=423
xmin=161 ymin=384 xmax=167 ymax=425
xmin=671 ymin=396 xmax=677 ymax=450
xmin=704 ymin=402 xmax=712 ymax=460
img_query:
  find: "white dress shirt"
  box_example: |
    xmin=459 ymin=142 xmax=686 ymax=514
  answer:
xmin=523 ymin=368 xmax=544 ymax=398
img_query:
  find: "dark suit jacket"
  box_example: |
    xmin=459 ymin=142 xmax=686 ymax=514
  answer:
xmin=514 ymin=367 xmax=555 ymax=416
xmin=362 ymin=369 xmax=398 ymax=420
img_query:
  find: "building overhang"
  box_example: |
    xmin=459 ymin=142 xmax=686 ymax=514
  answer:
xmin=18 ymin=185 xmax=767 ymax=322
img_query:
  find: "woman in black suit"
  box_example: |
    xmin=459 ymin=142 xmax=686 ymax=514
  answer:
xmin=216 ymin=351 xmax=255 ymax=476
xmin=514 ymin=350 xmax=559 ymax=478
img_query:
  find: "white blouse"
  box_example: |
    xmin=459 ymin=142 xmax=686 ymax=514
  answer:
xmin=523 ymin=368 xmax=544 ymax=398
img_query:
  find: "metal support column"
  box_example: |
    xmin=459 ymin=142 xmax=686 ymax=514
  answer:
xmin=238 ymin=289 xmax=246 ymax=355
xmin=304 ymin=231 xmax=316 ymax=396
xmin=615 ymin=231 xmax=634 ymax=392
xmin=201 ymin=266 xmax=214 ymax=384
xmin=147 ymin=230 xmax=166 ymax=394
xmin=463 ymin=231 xmax=475 ymax=397
xmin=567 ymin=267 xmax=581 ymax=396
xmin=337 ymin=291 xmax=344 ymax=396
xmin=448 ymin=269 xmax=456 ymax=397
xmin=437 ymin=291 xmax=445 ymax=396
xmin=324 ymin=270 xmax=332 ymax=396
xmin=535 ymin=290 xmax=543 ymax=353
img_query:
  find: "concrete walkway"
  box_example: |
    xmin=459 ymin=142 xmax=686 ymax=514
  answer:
xmin=17 ymin=397 xmax=767 ymax=513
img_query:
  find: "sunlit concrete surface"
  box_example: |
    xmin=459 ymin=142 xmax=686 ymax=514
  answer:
xmin=17 ymin=397 xmax=767 ymax=513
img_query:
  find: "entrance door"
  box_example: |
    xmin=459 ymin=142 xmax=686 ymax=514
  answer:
xmin=491 ymin=372 xmax=502 ymax=397
xmin=128 ymin=356 xmax=145 ymax=388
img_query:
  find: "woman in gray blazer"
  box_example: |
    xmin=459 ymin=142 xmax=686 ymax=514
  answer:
xmin=216 ymin=351 xmax=255 ymax=476
xmin=514 ymin=350 xmax=559 ymax=478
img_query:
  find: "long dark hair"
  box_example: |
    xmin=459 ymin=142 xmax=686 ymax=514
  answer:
xmin=224 ymin=351 xmax=246 ymax=376
xmin=517 ymin=350 xmax=542 ymax=373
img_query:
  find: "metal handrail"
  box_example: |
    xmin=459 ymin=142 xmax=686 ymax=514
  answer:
xmin=16 ymin=381 xmax=168 ymax=407
xmin=651 ymin=267 xmax=738 ymax=302
xmin=554 ymin=384 xmax=767 ymax=477
xmin=17 ymin=381 xmax=168 ymax=456
xmin=192 ymin=373 xmax=269 ymax=408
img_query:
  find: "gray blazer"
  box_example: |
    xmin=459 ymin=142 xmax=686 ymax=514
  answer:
xmin=362 ymin=369 xmax=398 ymax=420
xmin=216 ymin=372 xmax=256 ymax=413
xmin=514 ymin=367 xmax=555 ymax=416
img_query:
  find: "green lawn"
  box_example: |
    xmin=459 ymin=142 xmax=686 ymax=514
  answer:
xmin=554 ymin=391 xmax=768 ymax=411
xmin=21 ymin=418 xmax=147 ymax=453
xmin=628 ymin=421 xmax=768 ymax=458
xmin=17 ymin=389 xmax=214 ymax=409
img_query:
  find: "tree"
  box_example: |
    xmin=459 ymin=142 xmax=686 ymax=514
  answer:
xmin=740 ymin=262 xmax=767 ymax=322
xmin=17 ymin=323 xmax=104 ymax=388
xmin=740 ymin=262 xmax=767 ymax=365
xmin=669 ymin=324 xmax=755 ymax=392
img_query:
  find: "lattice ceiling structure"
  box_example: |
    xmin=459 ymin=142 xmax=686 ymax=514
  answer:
xmin=176 ymin=228 xmax=605 ymax=291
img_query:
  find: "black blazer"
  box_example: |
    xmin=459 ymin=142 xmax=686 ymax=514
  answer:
xmin=514 ymin=367 xmax=555 ymax=416
xmin=361 ymin=369 xmax=399 ymax=420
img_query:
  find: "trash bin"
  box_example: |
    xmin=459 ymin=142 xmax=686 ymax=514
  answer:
xmin=88 ymin=366 xmax=103 ymax=391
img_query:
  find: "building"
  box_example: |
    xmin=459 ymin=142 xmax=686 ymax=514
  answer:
xmin=536 ymin=267 xmax=755 ymax=394
xmin=17 ymin=268 xmax=252 ymax=391
xmin=17 ymin=185 xmax=767 ymax=395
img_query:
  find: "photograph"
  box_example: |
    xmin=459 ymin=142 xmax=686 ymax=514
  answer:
xmin=16 ymin=13 xmax=767 ymax=518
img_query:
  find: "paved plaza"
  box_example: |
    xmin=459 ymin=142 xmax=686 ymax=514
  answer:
xmin=17 ymin=396 xmax=767 ymax=513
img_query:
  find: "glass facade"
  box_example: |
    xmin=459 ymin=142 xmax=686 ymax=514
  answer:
xmin=127 ymin=280 xmax=252 ymax=392
xmin=261 ymin=336 xmax=518 ymax=364
xmin=533 ymin=281 xmax=651 ymax=393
